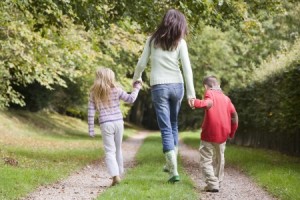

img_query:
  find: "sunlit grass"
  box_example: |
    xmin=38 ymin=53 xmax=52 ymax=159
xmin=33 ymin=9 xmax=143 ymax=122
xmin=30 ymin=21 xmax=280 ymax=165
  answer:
xmin=98 ymin=134 xmax=199 ymax=200
xmin=0 ymin=148 xmax=101 ymax=200
xmin=180 ymin=131 xmax=200 ymax=149
xmin=253 ymin=39 xmax=300 ymax=82
xmin=0 ymin=110 xmax=136 ymax=200
xmin=226 ymin=146 xmax=300 ymax=200
xmin=180 ymin=131 xmax=300 ymax=200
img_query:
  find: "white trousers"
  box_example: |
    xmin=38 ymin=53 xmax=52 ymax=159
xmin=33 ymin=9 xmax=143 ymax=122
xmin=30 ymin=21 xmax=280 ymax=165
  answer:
xmin=199 ymin=140 xmax=226 ymax=190
xmin=100 ymin=121 xmax=124 ymax=177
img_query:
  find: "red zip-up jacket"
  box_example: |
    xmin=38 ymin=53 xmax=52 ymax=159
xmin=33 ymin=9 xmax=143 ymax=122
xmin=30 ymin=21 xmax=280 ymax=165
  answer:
xmin=194 ymin=89 xmax=238 ymax=143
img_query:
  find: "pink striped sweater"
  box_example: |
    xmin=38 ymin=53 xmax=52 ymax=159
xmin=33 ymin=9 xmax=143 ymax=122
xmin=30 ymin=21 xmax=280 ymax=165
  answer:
xmin=88 ymin=85 xmax=141 ymax=136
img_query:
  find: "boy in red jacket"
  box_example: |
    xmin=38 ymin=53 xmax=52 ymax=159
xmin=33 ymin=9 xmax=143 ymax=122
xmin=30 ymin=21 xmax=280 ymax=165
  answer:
xmin=191 ymin=75 xmax=238 ymax=192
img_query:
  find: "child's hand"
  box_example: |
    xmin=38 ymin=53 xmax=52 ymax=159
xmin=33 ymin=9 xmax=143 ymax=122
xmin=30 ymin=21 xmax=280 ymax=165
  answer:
xmin=188 ymin=98 xmax=195 ymax=109
xmin=133 ymin=81 xmax=142 ymax=89
xmin=89 ymin=133 xmax=95 ymax=138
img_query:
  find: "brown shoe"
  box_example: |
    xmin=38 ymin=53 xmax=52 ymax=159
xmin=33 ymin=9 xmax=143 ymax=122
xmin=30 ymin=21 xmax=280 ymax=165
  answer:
xmin=111 ymin=176 xmax=121 ymax=186
xmin=204 ymin=186 xmax=219 ymax=193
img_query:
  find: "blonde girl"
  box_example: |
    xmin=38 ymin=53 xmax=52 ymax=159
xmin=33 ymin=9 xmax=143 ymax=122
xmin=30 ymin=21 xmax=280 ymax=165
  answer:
xmin=88 ymin=68 xmax=141 ymax=186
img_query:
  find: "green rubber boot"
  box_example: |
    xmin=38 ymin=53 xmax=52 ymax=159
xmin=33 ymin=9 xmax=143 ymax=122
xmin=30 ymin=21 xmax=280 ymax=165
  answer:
xmin=163 ymin=146 xmax=178 ymax=173
xmin=165 ymin=150 xmax=180 ymax=183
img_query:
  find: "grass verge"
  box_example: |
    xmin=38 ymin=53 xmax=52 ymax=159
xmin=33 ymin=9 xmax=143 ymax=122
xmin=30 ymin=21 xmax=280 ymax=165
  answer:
xmin=98 ymin=133 xmax=199 ymax=200
xmin=0 ymin=110 xmax=136 ymax=200
xmin=180 ymin=131 xmax=300 ymax=200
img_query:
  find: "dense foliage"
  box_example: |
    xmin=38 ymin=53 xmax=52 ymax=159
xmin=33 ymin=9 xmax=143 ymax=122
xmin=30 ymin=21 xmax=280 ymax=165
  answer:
xmin=230 ymin=39 xmax=300 ymax=156
xmin=130 ymin=1 xmax=300 ymax=131
xmin=1 ymin=0 xmax=299 ymax=154
xmin=0 ymin=1 xmax=145 ymax=115
xmin=0 ymin=0 xmax=287 ymax=108
xmin=0 ymin=1 xmax=98 ymax=108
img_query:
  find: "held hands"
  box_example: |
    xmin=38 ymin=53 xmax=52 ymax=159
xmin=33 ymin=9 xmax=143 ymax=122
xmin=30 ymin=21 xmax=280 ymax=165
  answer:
xmin=188 ymin=98 xmax=195 ymax=109
xmin=133 ymin=80 xmax=143 ymax=89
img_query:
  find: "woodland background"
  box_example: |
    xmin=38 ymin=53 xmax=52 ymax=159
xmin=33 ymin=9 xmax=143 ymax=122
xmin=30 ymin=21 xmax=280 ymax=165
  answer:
xmin=1 ymin=0 xmax=299 ymax=156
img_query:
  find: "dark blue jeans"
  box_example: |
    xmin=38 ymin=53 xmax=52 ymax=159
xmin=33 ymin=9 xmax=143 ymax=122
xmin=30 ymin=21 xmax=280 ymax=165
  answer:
xmin=151 ymin=83 xmax=184 ymax=153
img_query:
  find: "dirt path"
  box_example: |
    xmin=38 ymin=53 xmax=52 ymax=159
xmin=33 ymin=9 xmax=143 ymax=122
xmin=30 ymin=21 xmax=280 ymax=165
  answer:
xmin=23 ymin=131 xmax=148 ymax=200
xmin=179 ymin=141 xmax=277 ymax=200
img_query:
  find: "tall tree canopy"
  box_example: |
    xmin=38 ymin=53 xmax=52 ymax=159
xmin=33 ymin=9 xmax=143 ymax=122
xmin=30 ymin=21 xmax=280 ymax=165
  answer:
xmin=9 ymin=0 xmax=284 ymax=32
xmin=0 ymin=0 xmax=297 ymax=113
xmin=1 ymin=0 xmax=299 ymax=156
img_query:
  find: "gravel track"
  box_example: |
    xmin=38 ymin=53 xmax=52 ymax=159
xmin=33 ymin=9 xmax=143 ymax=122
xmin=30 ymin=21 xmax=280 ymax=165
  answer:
xmin=22 ymin=131 xmax=276 ymax=200
xmin=179 ymin=141 xmax=277 ymax=200
xmin=22 ymin=131 xmax=148 ymax=200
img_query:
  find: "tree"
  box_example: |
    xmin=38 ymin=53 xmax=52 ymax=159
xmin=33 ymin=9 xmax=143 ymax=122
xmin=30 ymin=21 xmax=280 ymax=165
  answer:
xmin=0 ymin=1 xmax=98 ymax=108
xmin=11 ymin=0 xmax=284 ymax=33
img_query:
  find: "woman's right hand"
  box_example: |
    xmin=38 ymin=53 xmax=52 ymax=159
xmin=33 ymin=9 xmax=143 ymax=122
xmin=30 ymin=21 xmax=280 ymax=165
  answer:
xmin=188 ymin=98 xmax=195 ymax=109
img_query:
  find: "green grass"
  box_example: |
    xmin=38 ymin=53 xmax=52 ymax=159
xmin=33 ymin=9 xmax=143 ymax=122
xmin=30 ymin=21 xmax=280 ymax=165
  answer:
xmin=180 ymin=131 xmax=201 ymax=149
xmin=0 ymin=110 xmax=136 ymax=200
xmin=181 ymin=131 xmax=300 ymax=200
xmin=226 ymin=146 xmax=300 ymax=200
xmin=98 ymin=134 xmax=199 ymax=200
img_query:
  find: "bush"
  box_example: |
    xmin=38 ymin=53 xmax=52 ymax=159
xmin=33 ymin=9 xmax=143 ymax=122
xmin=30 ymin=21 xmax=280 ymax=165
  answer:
xmin=230 ymin=40 xmax=300 ymax=156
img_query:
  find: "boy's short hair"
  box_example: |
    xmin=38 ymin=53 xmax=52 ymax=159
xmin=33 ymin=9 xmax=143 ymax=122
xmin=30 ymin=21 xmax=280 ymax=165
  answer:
xmin=203 ymin=75 xmax=219 ymax=88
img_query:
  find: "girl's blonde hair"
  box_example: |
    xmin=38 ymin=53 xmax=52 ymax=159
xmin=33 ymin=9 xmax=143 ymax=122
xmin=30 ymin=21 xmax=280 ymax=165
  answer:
xmin=90 ymin=68 xmax=117 ymax=110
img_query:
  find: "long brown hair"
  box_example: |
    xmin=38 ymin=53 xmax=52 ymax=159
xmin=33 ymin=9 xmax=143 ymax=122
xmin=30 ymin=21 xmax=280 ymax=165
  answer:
xmin=90 ymin=68 xmax=117 ymax=110
xmin=150 ymin=9 xmax=188 ymax=51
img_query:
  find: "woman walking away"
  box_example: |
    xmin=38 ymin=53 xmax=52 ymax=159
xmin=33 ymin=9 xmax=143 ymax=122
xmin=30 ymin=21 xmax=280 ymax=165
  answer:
xmin=88 ymin=68 xmax=142 ymax=186
xmin=132 ymin=9 xmax=196 ymax=183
